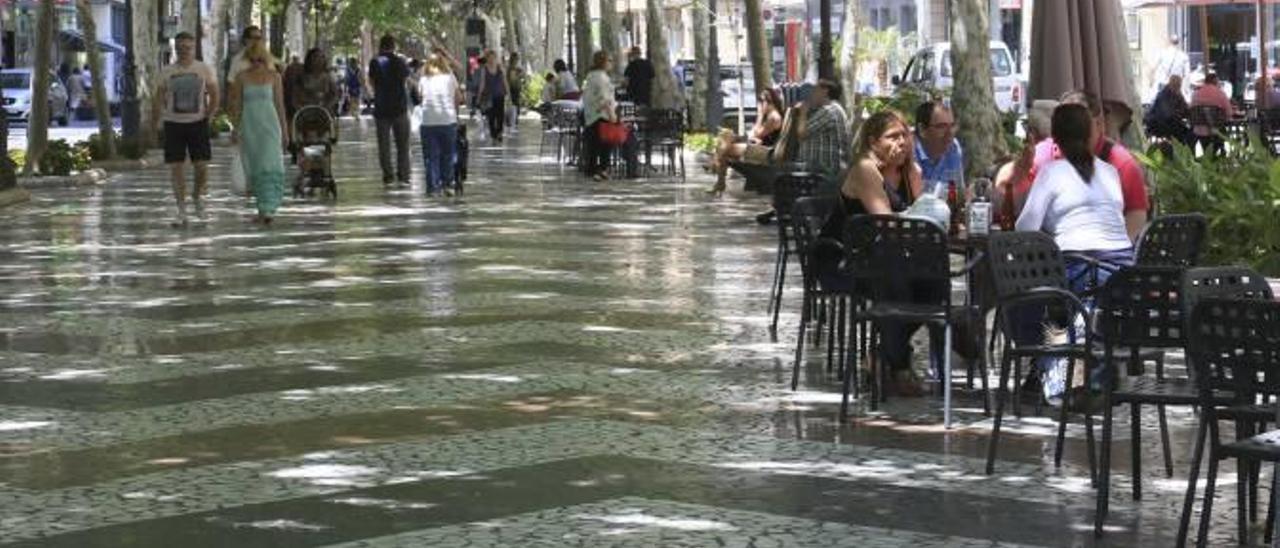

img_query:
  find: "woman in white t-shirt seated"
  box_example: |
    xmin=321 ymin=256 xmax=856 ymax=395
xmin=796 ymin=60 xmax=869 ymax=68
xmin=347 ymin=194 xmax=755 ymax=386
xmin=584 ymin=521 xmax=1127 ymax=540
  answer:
xmin=1013 ymin=102 xmax=1135 ymax=402
xmin=417 ymin=54 xmax=464 ymax=197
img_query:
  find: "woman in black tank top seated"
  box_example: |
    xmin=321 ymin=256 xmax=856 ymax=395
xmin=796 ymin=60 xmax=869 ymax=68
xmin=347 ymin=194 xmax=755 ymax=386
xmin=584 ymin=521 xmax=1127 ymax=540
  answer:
xmin=821 ymin=110 xmax=946 ymax=397
xmin=706 ymin=88 xmax=786 ymax=195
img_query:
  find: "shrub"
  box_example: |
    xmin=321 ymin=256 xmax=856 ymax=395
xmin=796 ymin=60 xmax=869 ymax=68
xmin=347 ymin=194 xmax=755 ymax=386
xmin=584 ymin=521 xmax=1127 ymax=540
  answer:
xmin=1137 ymin=137 xmax=1280 ymax=275
xmin=9 ymin=148 xmax=25 ymax=172
xmin=685 ymin=131 xmax=717 ymax=154
xmin=523 ymin=74 xmax=547 ymax=108
xmin=84 ymin=131 xmax=118 ymax=161
xmin=210 ymin=113 xmax=233 ymax=136
xmin=116 ymin=136 xmax=146 ymax=160
xmin=41 ymin=139 xmax=91 ymax=176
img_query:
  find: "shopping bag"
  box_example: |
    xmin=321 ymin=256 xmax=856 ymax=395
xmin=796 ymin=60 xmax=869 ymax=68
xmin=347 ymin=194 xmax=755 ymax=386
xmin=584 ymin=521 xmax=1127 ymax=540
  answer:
xmin=230 ymin=149 xmax=247 ymax=195
xmin=598 ymin=121 xmax=629 ymax=147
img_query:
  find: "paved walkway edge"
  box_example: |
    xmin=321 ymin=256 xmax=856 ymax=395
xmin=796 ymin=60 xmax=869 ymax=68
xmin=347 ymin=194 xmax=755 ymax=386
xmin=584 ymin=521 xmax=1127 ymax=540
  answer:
xmin=0 ymin=186 xmax=31 ymax=207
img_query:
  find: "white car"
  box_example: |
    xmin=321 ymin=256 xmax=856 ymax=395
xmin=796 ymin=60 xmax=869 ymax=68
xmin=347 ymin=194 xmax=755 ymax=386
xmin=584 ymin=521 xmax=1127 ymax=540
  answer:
xmin=1 ymin=68 xmax=70 ymax=126
xmin=894 ymin=41 xmax=1023 ymax=114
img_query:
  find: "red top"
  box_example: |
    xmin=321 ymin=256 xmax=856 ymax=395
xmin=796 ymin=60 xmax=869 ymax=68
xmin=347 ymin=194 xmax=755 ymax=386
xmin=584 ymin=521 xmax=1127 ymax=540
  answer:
xmin=1015 ymin=138 xmax=1149 ymax=214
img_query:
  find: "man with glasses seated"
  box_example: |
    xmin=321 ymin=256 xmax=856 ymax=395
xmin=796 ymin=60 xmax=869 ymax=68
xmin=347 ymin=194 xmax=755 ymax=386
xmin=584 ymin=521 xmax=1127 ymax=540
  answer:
xmin=913 ymin=100 xmax=964 ymax=195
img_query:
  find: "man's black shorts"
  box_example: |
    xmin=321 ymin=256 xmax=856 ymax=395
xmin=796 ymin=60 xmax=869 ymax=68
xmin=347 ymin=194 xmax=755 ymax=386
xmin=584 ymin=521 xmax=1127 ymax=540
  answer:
xmin=164 ymin=119 xmax=212 ymax=164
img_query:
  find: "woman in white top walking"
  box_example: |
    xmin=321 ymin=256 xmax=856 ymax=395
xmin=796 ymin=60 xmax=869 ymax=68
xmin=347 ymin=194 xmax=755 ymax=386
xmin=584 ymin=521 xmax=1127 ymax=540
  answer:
xmin=417 ymin=54 xmax=464 ymax=196
xmin=581 ymin=51 xmax=617 ymax=181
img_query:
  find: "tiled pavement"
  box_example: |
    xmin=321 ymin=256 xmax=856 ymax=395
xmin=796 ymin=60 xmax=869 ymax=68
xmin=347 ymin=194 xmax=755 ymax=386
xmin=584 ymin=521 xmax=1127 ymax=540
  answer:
xmin=0 ymin=117 xmax=1260 ymax=546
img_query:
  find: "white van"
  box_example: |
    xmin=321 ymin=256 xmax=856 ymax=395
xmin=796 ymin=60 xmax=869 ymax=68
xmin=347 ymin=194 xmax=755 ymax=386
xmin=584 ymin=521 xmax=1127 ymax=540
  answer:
xmin=894 ymin=41 xmax=1023 ymax=114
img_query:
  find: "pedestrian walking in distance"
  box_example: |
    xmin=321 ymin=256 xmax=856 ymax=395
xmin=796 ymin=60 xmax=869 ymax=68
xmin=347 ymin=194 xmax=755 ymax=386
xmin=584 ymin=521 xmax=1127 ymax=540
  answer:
xmin=151 ymin=31 xmax=219 ymax=226
xmin=368 ymin=34 xmax=413 ymax=187
xmin=230 ymin=40 xmax=290 ymax=225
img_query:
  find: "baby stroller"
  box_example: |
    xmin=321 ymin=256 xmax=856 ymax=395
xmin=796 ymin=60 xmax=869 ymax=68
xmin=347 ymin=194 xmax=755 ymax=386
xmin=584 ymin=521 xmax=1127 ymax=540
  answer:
xmin=290 ymin=105 xmax=338 ymax=199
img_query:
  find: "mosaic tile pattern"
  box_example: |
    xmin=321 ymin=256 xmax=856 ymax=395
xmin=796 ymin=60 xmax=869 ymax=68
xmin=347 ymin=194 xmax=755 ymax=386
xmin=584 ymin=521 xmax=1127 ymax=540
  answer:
xmin=320 ymin=497 xmax=1048 ymax=548
xmin=0 ymin=118 xmax=1253 ymax=546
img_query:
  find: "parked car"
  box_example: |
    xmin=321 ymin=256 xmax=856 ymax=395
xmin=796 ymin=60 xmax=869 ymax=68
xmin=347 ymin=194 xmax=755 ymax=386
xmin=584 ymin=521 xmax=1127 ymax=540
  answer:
xmin=1 ymin=68 xmax=69 ymax=126
xmin=893 ymin=41 xmax=1023 ymax=114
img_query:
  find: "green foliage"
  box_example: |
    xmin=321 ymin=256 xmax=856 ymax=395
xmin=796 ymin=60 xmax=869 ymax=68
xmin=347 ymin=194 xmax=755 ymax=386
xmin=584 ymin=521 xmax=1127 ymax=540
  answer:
xmin=523 ymin=76 xmax=546 ymax=111
xmin=210 ymin=113 xmax=233 ymax=136
xmin=84 ymin=131 xmax=116 ymax=161
xmin=1137 ymin=138 xmax=1280 ymax=275
xmin=685 ymin=132 xmax=717 ymax=154
xmin=9 ymin=149 xmax=25 ymax=172
xmin=116 ymin=136 xmax=146 ymax=160
xmin=41 ymin=139 xmax=91 ymax=176
xmin=999 ymin=109 xmax=1022 ymax=159
xmin=859 ymin=86 xmax=933 ymax=124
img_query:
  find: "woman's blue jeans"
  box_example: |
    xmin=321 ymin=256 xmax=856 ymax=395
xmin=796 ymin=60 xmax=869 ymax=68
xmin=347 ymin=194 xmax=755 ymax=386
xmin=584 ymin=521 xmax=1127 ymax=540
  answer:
xmin=1008 ymin=247 xmax=1135 ymax=401
xmin=420 ymin=123 xmax=457 ymax=193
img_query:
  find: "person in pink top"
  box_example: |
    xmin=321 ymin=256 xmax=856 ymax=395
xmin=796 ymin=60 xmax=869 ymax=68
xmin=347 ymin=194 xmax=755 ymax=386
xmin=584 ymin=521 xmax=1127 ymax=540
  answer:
xmin=1190 ymin=73 xmax=1234 ymax=137
xmin=1014 ymin=91 xmax=1149 ymax=242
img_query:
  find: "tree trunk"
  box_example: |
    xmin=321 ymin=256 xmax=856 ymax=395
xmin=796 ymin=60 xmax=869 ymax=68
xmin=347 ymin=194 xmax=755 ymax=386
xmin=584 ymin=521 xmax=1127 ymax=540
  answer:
xmin=644 ymin=0 xmax=679 ymax=110
xmin=599 ymin=0 xmax=621 ymax=77
xmin=546 ymin=0 xmax=566 ymax=68
xmin=236 ymin=0 xmax=253 ymax=33
xmin=269 ymin=11 xmax=285 ymax=59
xmin=837 ymin=0 xmax=859 ymax=118
xmin=134 ymin=0 xmax=159 ymax=148
xmin=501 ymin=0 xmax=518 ymax=55
xmin=77 ymin=0 xmax=115 ymax=159
xmin=573 ymin=0 xmax=592 ymax=80
xmin=211 ymin=0 xmax=228 ymax=80
xmin=949 ymin=0 xmax=1006 ymax=180
xmin=180 ymin=0 xmax=199 ymax=37
xmin=706 ymin=0 xmax=722 ymax=128
xmin=742 ymin=0 xmax=772 ymax=90
xmin=689 ymin=2 xmax=709 ymax=132
xmin=24 ymin=0 xmax=54 ymax=175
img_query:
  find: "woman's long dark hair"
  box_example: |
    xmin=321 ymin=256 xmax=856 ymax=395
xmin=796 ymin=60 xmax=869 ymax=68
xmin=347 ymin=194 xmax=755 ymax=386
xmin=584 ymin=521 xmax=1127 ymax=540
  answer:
xmin=1051 ymin=103 xmax=1095 ymax=183
xmin=304 ymin=48 xmax=325 ymax=75
xmin=758 ymin=88 xmax=783 ymax=115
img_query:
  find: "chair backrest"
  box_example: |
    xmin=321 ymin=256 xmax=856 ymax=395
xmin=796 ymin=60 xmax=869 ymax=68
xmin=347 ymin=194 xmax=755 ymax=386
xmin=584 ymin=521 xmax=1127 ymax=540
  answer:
xmin=1181 ymin=266 xmax=1274 ymax=323
xmin=645 ymin=109 xmax=684 ymax=139
xmin=843 ymin=214 xmax=950 ymax=304
xmin=984 ymin=231 xmax=1067 ymax=299
xmin=772 ymin=171 xmax=819 ymax=220
xmin=1258 ymin=108 xmax=1280 ymax=135
xmin=1189 ymin=104 xmax=1226 ymax=129
xmin=790 ymin=195 xmax=839 ymax=282
xmin=1135 ymin=214 xmax=1208 ymax=267
xmin=1094 ymin=265 xmax=1187 ymax=351
xmin=1188 ymin=298 xmax=1280 ymax=404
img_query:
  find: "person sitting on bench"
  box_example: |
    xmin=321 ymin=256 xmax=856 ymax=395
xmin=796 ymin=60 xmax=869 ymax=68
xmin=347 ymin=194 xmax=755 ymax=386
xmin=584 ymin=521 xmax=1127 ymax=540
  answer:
xmin=705 ymin=88 xmax=785 ymax=195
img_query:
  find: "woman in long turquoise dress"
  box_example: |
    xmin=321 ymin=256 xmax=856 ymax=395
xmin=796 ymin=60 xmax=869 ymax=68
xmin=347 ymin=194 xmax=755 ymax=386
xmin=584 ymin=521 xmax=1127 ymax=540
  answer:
xmin=231 ymin=42 xmax=289 ymax=224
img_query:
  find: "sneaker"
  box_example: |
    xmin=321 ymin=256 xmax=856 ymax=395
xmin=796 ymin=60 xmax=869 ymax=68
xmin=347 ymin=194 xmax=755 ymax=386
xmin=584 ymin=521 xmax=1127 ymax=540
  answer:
xmin=193 ymin=201 xmax=207 ymax=221
xmin=170 ymin=212 xmax=189 ymax=228
xmin=443 ymin=188 xmax=454 ymax=197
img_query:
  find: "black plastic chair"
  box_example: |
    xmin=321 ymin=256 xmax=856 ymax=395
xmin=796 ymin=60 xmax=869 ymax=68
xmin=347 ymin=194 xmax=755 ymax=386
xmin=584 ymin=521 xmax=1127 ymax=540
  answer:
xmin=983 ymin=232 xmax=1099 ymax=477
xmin=840 ymin=215 xmax=982 ymax=427
xmin=765 ymin=171 xmax=820 ymax=335
xmin=1258 ymin=107 xmax=1280 ymax=155
xmin=1175 ymin=267 xmax=1275 ymax=547
xmin=1180 ymin=298 xmax=1280 ymax=548
xmin=1135 ymin=214 xmax=1208 ymax=268
xmin=641 ymin=109 xmax=685 ymax=178
xmin=1189 ymin=104 xmax=1228 ymax=155
xmin=789 ymin=195 xmax=848 ymax=390
xmin=1093 ymin=266 xmax=1197 ymax=536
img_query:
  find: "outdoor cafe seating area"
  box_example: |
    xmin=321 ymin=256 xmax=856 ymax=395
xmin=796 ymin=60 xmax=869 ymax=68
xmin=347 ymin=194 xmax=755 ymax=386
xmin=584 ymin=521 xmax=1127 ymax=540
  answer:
xmin=766 ymin=167 xmax=1280 ymax=547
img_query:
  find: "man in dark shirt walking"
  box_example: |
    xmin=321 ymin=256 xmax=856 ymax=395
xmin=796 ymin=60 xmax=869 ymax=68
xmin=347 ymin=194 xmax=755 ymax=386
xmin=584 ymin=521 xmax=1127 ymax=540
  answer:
xmin=368 ymin=34 xmax=412 ymax=187
xmin=623 ymin=47 xmax=654 ymax=106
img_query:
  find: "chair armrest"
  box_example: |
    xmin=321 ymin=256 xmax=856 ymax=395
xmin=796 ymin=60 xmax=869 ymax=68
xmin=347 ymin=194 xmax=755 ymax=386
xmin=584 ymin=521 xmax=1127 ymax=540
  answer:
xmin=995 ymin=286 xmax=1091 ymax=320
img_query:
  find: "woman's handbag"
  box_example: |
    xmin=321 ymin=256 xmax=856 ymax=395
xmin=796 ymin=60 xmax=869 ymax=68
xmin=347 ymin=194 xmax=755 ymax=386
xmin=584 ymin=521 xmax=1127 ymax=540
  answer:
xmin=598 ymin=120 xmax=630 ymax=147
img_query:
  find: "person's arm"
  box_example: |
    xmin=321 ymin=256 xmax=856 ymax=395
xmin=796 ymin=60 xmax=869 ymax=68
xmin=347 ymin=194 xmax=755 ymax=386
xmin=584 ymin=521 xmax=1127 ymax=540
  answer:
xmin=1015 ymin=165 xmax=1054 ymax=232
xmin=205 ymin=69 xmax=221 ymax=120
xmin=150 ymin=72 xmax=167 ymax=134
xmin=843 ymin=158 xmax=895 ymax=215
xmin=792 ymin=105 xmax=811 ymax=140
xmin=228 ymin=76 xmax=243 ymax=143
xmin=452 ymin=77 xmax=464 ymax=106
xmin=1114 ymin=156 xmax=1150 ymax=242
xmin=367 ymin=59 xmax=378 ymax=94
xmin=274 ymin=74 xmax=289 ymax=148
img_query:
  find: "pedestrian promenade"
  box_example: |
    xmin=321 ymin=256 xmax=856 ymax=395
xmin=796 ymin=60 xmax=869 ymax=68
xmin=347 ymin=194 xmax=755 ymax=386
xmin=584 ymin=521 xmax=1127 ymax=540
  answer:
xmin=0 ymin=117 xmax=1246 ymax=546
